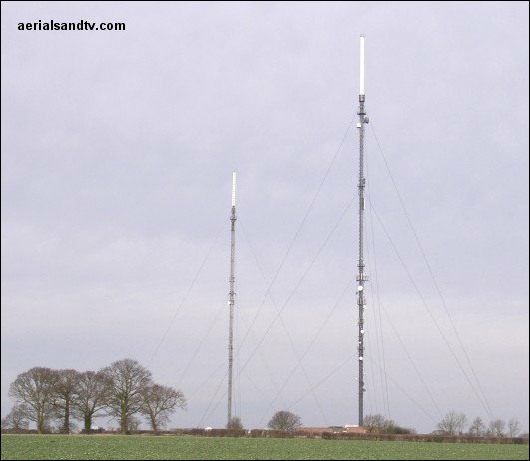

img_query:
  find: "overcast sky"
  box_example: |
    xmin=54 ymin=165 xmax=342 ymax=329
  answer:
xmin=1 ymin=1 xmax=528 ymax=434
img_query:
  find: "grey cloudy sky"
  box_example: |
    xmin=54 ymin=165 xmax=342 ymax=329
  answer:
xmin=1 ymin=1 xmax=528 ymax=434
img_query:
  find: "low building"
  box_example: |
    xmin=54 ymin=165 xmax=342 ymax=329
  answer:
xmin=298 ymin=425 xmax=367 ymax=435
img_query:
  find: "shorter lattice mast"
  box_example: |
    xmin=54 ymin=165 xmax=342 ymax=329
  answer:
xmin=227 ymin=172 xmax=237 ymax=425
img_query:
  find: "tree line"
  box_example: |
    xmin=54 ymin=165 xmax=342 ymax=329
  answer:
xmin=363 ymin=412 xmax=524 ymax=438
xmin=360 ymin=414 xmax=415 ymax=434
xmin=435 ymin=411 xmax=523 ymax=437
xmin=225 ymin=410 xmax=302 ymax=432
xmin=3 ymin=358 xmax=186 ymax=434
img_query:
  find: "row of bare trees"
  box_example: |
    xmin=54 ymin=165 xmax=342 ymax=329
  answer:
xmin=362 ymin=414 xmax=415 ymax=434
xmin=224 ymin=411 xmax=302 ymax=432
xmin=4 ymin=358 xmax=186 ymax=434
xmin=436 ymin=411 xmax=522 ymax=437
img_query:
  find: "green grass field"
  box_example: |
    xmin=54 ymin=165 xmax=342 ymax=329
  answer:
xmin=1 ymin=435 xmax=528 ymax=460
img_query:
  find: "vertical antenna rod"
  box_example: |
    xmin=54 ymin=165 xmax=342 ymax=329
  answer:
xmin=357 ymin=34 xmax=369 ymax=427
xmin=227 ymin=172 xmax=237 ymax=425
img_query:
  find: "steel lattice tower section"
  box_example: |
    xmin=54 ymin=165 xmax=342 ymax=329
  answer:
xmin=227 ymin=172 xmax=237 ymax=425
xmin=356 ymin=34 xmax=369 ymax=427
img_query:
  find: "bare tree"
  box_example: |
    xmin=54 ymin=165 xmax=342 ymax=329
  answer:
xmin=1 ymin=404 xmax=30 ymax=432
xmin=51 ymin=369 xmax=81 ymax=434
xmin=8 ymin=367 xmax=57 ymax=433
xmin=468 ymin=416 xmax=486 ymax=436
xmin=363 ymin=414 xmax=387 ymax=433
xmin=73 ymin=371 xmax=110 ymax=434
xmin=508 ymin=418 xmax=521 ymax=437
xmin=140 ymin=383 xmax=186 ymax=433
xmin=101 ymin=358 xmax=152 ymax=434
xmin=487 ymin=419 xmax=506 ymax=437
xmin=126 ymin=415 xmax=141 ymax=433
xmin=226 ymin=417 xmax=243 ymax=430
xmin=436 ymin=411 xmax=468 ymax=436
xmin=267 ymin=411 xmax=302 ymax=431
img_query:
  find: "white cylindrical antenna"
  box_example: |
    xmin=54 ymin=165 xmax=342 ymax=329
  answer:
xmin=359 ymin=34 xmax=365 ymax=96
xmin=232 ymin=172 xmax=237 ymax=207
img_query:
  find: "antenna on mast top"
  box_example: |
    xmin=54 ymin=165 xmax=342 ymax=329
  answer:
xmin=359 ymin=34 xmax=365 ymax=96
xmin=232 ymin=172 xmax=237 ymax=207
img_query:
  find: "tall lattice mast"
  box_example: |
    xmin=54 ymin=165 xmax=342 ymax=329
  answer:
xmin=227 ymin=172 xmax=237 ymax=425
xmin=356 ymin=34 xmax=369 ymax=427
